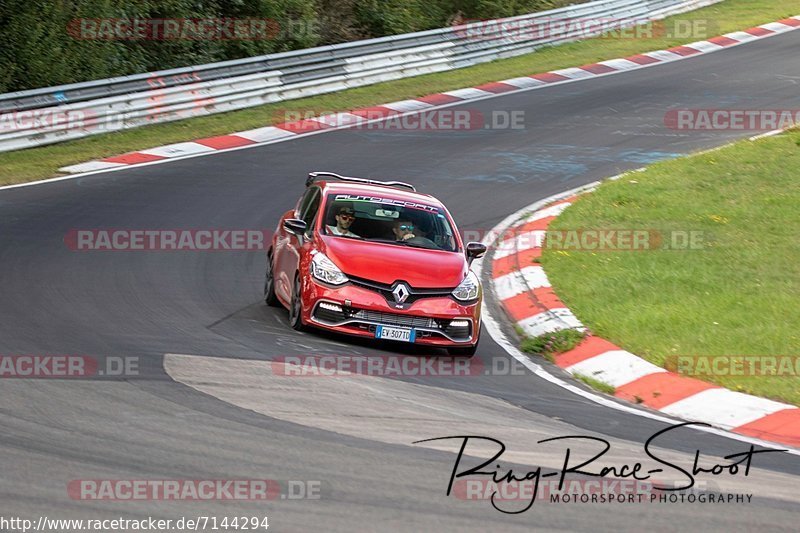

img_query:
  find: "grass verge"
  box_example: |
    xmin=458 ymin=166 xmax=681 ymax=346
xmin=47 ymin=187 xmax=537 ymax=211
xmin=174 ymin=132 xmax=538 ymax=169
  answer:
xmin=2 ymin=0 xmax=800 ymax=185
xmin=573 ymin=373 xmax=617 ymax=395
xmin=542 ymin=130 xmax=800 ymax=406
xmin=520 ymin=328 xmax=587 ymax=362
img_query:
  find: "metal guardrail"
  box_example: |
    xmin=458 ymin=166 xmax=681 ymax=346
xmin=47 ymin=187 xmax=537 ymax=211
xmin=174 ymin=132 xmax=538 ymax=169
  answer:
xmin=0 ymin=0 xmax=722 ymax=152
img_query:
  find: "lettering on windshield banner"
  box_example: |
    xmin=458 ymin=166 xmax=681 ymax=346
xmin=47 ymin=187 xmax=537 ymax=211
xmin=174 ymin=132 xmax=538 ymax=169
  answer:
xmin=333 ymin=194 xmax=439 ymax=213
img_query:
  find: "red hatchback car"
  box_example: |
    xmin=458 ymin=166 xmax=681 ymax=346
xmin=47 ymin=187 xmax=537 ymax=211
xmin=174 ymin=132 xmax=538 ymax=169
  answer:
xmin=265 ymin=172 xmax=486 ymax=356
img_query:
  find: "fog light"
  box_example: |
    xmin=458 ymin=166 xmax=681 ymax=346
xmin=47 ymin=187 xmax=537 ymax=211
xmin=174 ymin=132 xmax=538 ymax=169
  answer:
xmin=450 ymin=319 xmax=470 ymax=327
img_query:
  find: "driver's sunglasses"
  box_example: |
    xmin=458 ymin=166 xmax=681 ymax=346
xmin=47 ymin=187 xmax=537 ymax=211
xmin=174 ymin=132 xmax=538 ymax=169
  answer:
xmin=399 ymin=224 xmax=414 ymax=231
xmin=338 ymin=214 xmax=355 ymax=221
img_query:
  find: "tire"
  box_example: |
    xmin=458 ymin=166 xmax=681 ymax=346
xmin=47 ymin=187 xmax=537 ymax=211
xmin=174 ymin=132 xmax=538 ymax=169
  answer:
xmin=288 ymin=275 xmax=306 ymax=331
xmin=264 ymin=252 xmax=280 ymax=307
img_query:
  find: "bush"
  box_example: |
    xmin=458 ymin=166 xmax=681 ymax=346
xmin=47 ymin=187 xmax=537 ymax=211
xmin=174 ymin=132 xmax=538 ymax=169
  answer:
xmin=0 ymin=0 xmax=585 ymax=93
xmin=0 ymin=0 xmax=317 ymax=93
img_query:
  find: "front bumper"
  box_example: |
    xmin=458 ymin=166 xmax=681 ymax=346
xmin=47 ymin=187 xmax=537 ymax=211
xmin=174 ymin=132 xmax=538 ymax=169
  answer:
xmin=303 ymin=280 xmax=480 ymax=346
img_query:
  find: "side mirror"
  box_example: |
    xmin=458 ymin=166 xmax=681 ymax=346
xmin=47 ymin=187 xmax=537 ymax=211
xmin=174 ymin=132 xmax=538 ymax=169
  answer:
xmin=466 ymin=242 xmax=487 ymax=264
xmin=283 ymin=218 xmax=308 ymax=236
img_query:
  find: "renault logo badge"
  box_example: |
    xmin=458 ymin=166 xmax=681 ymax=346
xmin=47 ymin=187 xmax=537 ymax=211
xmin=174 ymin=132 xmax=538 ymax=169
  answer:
xmin=392 ymin=283 xmax=410 ymax=304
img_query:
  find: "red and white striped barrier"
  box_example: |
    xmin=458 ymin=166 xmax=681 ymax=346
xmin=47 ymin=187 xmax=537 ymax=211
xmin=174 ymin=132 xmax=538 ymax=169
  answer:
xmin=490 ymin=194 xmax=800 ymax=449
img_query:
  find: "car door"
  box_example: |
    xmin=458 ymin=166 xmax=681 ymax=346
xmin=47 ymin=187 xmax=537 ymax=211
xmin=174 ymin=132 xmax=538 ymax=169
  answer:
xmin=274 ymin=186 xmax=321 ymax=302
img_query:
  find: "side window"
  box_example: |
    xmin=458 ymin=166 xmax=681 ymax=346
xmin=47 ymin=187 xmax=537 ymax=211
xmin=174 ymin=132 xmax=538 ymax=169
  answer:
xmin=300 ymin=188 xmax=322 ymax=234
xmin=296 ymin=187 xmax=317 ymax=219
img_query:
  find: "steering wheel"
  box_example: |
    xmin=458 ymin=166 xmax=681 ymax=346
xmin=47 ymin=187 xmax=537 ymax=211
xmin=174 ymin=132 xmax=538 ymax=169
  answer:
xmin=406 ymin=235 xmax=440 ymax=249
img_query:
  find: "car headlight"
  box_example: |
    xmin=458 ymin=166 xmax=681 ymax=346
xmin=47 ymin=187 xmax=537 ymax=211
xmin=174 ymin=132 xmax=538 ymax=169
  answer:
xmin=310 ymin=252 xmax=349 ymax=285
xmin=452 ymin=271 xmax=480 ymax=302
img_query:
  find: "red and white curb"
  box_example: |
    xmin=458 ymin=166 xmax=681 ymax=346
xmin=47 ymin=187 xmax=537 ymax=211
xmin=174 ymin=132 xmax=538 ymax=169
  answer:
xmin=59 ymin=16 xmax=800 ymax=174
xmin=489 ymin=190 xmax=800 ymax=449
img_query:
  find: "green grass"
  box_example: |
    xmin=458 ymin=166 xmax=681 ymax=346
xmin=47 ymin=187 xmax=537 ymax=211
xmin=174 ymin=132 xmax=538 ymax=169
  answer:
xmin=520 ymin=328 xmax=587 ymax=362
xmin=542 ymin=130 xmax=800 ymax=406
xmin=573 ymin=373 xmax=617 ymax=395
xmin=2 ymin=0 xmax=800 ymax=185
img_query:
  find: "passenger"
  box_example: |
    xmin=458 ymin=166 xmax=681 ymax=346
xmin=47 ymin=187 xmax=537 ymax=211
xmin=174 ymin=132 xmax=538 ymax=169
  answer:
xmin=327 ymin=206 xmax=360 ymax=238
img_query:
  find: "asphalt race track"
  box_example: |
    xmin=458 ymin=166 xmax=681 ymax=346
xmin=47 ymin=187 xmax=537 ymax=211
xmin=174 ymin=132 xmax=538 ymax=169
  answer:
xmin=1 ymin=29 xmax=799 ymax=532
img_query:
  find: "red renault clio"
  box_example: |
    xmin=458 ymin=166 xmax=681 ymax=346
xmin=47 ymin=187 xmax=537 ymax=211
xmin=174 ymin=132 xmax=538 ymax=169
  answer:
xmin=265 ymin=172 xmax=486 ymax=356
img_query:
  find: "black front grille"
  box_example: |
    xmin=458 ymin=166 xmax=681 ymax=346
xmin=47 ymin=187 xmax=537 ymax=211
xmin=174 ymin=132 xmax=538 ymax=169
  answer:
xmin=352 ymin=309 xmax=435 ymax=329
xmin=348 ymin=276 xmax=453 ymax=305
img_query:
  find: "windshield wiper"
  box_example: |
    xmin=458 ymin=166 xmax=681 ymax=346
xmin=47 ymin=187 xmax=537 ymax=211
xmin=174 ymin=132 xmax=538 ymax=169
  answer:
xmin=363 ymin=238 xmax=439 ymax=250
xmin=363 ymin=238 xmax=399 ymax=244
xmin=402 ymin=241 xmax=438 ymax=250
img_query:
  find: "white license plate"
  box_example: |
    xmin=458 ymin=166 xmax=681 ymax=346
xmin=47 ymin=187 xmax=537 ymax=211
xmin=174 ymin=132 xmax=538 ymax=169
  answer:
xmin=375 ymin=325 xmax=416 ymax=343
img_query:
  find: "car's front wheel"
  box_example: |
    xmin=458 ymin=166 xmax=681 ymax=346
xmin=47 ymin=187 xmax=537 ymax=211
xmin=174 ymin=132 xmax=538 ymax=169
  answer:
xmin=288 ymin=275 xmax=306 ymax=331
xmin=264 ymin=252 xmax=280 ymax=307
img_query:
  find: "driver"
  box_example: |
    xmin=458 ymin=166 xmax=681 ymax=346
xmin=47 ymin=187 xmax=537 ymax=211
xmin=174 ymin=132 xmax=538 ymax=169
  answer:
xmin=327 ymin=206 xmax=360 ymax=238
xmin=392 ymin=219 xmax=417 ymax=241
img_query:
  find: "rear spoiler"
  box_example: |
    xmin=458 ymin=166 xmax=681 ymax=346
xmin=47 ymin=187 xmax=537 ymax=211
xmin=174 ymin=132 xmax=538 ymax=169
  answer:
xmin=306 ymin=171 xmax=416 ymax=192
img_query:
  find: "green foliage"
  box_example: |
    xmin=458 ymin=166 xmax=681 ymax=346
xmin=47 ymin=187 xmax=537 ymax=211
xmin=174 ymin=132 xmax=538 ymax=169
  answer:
xmin=449 ymin=0 xmax=574 ymax=20
xmin=0 ymin=0 xmax=577 ymax=92
xmin=0 ymin=0 xmax=317 ymax=92
xmin=350 ymin=0 xmax=569 ymax=36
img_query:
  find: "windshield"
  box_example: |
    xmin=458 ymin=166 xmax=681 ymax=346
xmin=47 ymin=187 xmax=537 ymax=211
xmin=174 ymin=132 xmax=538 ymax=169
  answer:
xmin=322 ymin=193 xmax=459 ymax=252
